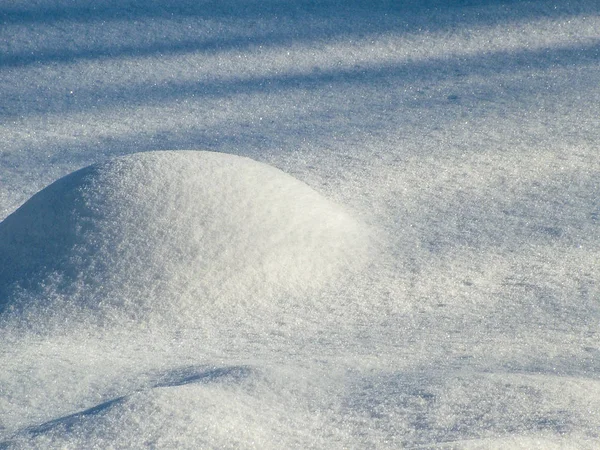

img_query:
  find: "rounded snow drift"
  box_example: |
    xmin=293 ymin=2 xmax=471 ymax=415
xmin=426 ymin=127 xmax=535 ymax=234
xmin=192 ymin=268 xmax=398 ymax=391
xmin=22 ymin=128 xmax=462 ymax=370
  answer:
xmin=0 ymin=151 xmax=369 ymax=331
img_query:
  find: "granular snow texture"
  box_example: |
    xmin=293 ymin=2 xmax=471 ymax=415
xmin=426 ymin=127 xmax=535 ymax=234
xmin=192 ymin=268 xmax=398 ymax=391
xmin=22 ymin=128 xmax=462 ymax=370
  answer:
xmin=1 ymin=0 xmax=600 ymax=448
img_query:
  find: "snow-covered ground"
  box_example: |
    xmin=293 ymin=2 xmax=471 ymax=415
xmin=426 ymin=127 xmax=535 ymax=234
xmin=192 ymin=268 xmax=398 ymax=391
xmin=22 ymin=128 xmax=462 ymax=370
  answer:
xmin=1 ymin=0 xmax=600 ymax=448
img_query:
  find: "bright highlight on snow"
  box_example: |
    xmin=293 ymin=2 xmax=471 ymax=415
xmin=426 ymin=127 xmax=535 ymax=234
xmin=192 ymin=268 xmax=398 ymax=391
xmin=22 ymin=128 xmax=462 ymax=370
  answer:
xmin=0 ymin=151 xmax=369 ymax=333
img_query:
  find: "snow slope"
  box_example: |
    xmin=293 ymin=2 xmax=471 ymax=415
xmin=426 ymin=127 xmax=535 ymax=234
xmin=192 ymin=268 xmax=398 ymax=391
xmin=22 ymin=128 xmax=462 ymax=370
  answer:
xmin=1 ymin=0 xmax=600 ymax=448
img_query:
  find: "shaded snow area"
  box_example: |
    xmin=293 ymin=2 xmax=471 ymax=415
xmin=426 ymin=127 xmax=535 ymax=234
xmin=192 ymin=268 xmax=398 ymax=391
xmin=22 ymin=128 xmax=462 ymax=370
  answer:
xmin=1 ymin=0 xmax=599 ymax=448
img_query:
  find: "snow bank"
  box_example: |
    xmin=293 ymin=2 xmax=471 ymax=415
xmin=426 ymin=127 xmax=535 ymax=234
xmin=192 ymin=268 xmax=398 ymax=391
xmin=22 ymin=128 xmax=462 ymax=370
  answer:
xmin=0 ymin=150 xmax=369 ymax=333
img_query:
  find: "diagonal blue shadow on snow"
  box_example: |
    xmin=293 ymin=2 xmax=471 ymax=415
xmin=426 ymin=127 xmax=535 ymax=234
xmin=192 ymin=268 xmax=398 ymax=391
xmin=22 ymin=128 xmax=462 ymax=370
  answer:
xmin=2 ymin=365 xmax=253 ymax=444
xmin=23 ymin=396 xmax=127 ymax=437
xmin=1 ymin=0 xmax=598 ymax=69
xmin=154 ymin=365 xmax=253 ymax=388
xmin=2 ymin=40 xmax=599 ymax=119
xmin=3 ymin=0 xmax=590 ymax=27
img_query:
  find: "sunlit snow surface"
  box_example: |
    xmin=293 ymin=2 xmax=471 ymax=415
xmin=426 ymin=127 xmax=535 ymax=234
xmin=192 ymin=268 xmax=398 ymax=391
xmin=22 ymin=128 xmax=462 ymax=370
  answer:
xmin=1 ymin=0 xmax=600 ymax=448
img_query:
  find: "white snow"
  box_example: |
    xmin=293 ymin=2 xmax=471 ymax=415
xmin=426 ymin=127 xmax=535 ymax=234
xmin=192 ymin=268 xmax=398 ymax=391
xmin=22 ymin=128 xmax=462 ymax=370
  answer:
xmin=0 ymin=150 xmax=369 ymax=334
xmin=1 ymin=0 xmax=600 ymax=448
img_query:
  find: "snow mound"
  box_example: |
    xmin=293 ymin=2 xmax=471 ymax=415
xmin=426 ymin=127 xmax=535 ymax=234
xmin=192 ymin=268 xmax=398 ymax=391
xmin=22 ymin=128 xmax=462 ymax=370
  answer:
xmin=0 ymin=151 xmax=369 ymax=332
xmin=4 ymin=364 xmax=351 ymax=450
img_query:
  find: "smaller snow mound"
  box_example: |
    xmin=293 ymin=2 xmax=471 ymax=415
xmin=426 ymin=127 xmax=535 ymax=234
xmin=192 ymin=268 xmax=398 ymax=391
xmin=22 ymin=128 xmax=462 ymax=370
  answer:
xmin=3 ymin=365 xmax=351 ymax=450
xmin=0 ymin=151 xmax=369 ymax=332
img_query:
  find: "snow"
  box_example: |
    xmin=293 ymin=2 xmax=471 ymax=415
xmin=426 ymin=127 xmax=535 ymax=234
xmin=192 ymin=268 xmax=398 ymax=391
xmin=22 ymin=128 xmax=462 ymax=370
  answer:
xmin=0 ymin=150 xmax=369 ymax=334
xmin=1 ymin=0 xmax=600 ymax=448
